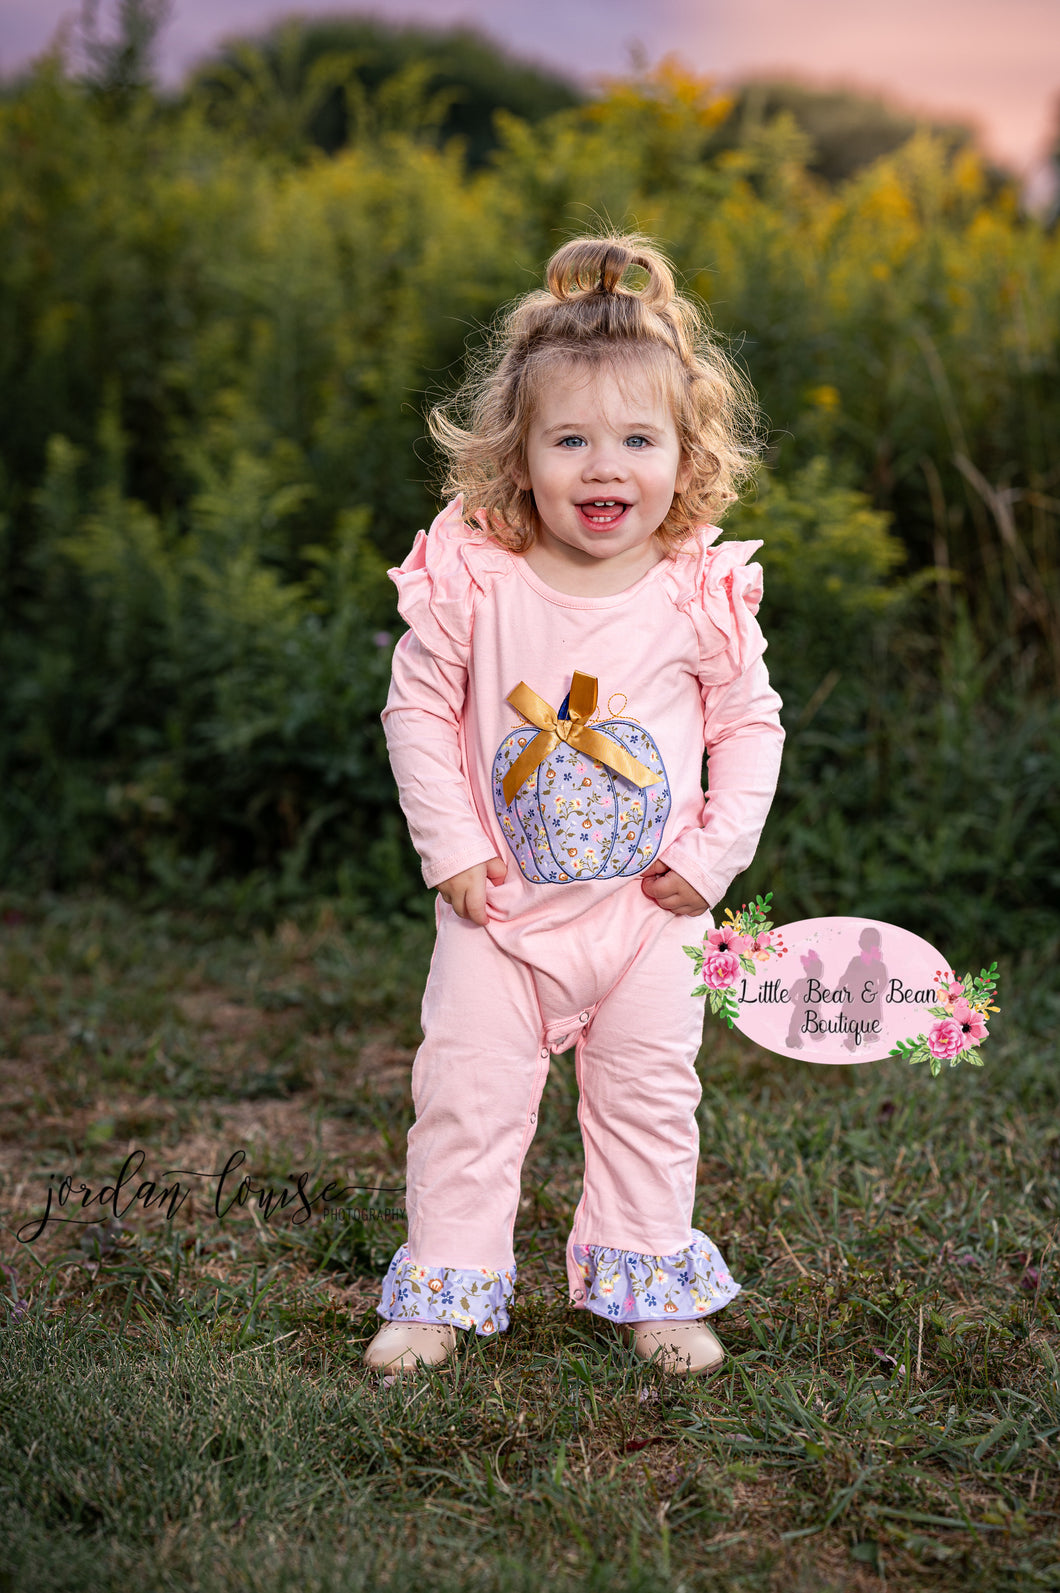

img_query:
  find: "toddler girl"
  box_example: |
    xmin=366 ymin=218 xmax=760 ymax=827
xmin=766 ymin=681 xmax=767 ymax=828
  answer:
xmin=365 ymin=235 xmax=784 ymax=1377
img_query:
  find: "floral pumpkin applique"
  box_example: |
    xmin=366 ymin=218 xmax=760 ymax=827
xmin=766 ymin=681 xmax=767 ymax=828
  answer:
xmin=491 ymin=672 xmax=671 ymax=884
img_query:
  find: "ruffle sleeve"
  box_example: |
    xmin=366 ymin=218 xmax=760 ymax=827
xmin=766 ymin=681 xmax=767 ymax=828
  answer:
xmin=387 ymin=496 xmax=511 ymax=668
xmin=662 ymin=529 xmax=769 ymax=686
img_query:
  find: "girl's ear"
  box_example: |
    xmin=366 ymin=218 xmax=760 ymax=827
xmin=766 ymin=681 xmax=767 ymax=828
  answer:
xmin=511 ymin=459 xmax=531 ymax=492
xmin=675 ymin=451 xmax=694 ymax=494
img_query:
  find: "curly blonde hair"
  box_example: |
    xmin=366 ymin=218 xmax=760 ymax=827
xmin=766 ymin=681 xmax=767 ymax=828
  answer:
xmin=429 ymin=233 xmax=761 ymax=553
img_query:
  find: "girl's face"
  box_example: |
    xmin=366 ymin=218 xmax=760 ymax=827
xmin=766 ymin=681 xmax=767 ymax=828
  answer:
xmin=517 ymin=362 xmax=691 ymax=577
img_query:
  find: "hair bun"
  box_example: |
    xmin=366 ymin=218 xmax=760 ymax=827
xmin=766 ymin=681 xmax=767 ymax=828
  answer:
xmin=546 ymin=234 xmax=674 ymax=310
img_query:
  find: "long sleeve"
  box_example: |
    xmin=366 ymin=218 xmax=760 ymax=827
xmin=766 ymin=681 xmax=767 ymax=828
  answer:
xmin=658 ymin=653 xmax=785 ymax=908
xmin=383 ymin=631 xmax=499 ymax=889
xmin=383 ymin=498 xmax=513 ymax=889
xmin=654 ymin=530 xmax=785 ymax=910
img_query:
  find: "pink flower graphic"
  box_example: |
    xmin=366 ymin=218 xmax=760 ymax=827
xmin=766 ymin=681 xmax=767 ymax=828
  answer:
xmin=754 ymin=931 xmax=772 ymax=950
xmin=702 ymin=950 xmax=741 ymax=989
xmin=707 ymin=927 xmax=752 ymax=956
xmin=952 ymin=998 xmax=988 ymax=1045
xmin=926 ymin=1017 xmax=964 ymax=1060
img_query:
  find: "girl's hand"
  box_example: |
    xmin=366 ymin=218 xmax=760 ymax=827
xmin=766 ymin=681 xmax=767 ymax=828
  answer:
xmin=640 ymin=860 xmax=710 ymax=917
xmin=437 ymin=856 xmax=507 ymax=926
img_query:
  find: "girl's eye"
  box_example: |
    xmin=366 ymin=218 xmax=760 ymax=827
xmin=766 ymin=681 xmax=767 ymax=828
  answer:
xmin=558 ymin=436 xmax=586 ymax=448
xmin=625 ymin=435 xmax=650 ymax=448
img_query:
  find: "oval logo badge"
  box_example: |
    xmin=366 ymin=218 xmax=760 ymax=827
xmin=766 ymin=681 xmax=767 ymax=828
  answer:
xmin=725 ymin=916 xmax=952 ymax=1065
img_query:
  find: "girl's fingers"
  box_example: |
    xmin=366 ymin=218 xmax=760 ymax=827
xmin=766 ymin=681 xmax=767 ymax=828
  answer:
xmin=437 ymin=863 xmax=493 ymax=922
xmin=642 ymin=877 xmax=708 ymax=915
xmin=463 ymin=880 xmax=488 ymax=925
xmin=640 ymin=863 xmax=708 ymax=916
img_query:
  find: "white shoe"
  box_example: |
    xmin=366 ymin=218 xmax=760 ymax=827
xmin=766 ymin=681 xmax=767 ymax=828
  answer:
xmin=364 ymin=1320 xmax=457 ymax=1374
xmin=624 ymin=1319 xmax=725 ymax=1377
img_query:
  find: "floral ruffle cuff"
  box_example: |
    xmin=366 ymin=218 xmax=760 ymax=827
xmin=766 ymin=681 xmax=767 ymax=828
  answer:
xmin=569 ymin=1229 xmax=740 ymax=1322
xmin=377 ymin=1243 xmax=514 ymax=1336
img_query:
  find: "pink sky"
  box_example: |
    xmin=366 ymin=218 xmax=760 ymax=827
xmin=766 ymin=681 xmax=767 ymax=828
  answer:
xmin=3 ymin=0 xmax=1058 ymax=175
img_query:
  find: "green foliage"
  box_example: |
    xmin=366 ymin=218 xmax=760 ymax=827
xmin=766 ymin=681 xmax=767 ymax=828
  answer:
xmin=725 ymin=458 xmax=912 ymax=713
xmin=0 ymin=47 xmax=1057 ymax=932
xmin=5 ymin=418 xmax=401 ymax=900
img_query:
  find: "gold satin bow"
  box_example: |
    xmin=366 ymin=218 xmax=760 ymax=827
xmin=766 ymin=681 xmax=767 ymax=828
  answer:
xmin=501 ymin=671 xmax=661 ymax=807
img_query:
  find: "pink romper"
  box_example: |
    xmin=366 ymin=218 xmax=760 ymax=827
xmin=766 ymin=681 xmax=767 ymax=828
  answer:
xmin=377 ymin=499 xmax=784 ymax=1335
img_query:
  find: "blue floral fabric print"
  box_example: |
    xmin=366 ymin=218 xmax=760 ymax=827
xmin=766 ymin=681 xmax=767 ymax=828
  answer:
xmin=570 ymin=1229 xmax=740 ymax=1321
xmin=491 ymin=682 xmax=672 ymax=885
xmin=378 ymin=1243 xmax=514 ymax=1336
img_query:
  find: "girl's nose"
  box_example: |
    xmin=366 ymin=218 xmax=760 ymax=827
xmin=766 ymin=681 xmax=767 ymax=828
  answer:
xmin=583 ymin=446 xmax=628 ymax=482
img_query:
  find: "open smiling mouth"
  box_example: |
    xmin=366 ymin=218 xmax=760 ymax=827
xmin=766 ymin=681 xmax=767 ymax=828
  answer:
xmin=576 ymin=499 xmax=631 ymax=528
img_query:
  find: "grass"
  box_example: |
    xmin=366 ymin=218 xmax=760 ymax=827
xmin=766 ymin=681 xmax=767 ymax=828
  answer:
xmin=0 ymin=892 xmax=1058 ymax=1592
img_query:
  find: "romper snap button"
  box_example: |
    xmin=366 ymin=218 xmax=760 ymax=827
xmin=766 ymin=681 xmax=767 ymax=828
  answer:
xmin=579 ymin=1011 xmax=589 ymax=1024
xmin=540 ymin=1049 xmax=549 ymax=1060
